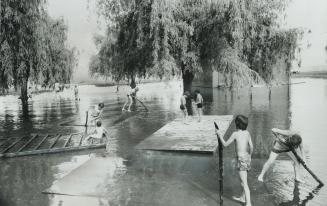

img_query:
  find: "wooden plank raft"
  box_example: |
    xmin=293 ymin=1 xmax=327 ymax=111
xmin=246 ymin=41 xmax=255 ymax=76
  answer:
xmin=136 ymin=115 xmax=234 ymax=153
xmin=0 ymin=133 xmax=106 ymax=158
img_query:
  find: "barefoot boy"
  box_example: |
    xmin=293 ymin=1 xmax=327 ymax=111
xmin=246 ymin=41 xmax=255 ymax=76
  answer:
xmin=85 ymin=120 xmax=110 ymax=152
xmin=122 ymin=86 xmax=139 ymax=112
xmin=216 ymin=115 xmax=253 ymax=206
xmin=180 ymin=92 xmax=189 ymax=123
xmin=87 ymin=103 xmax=104 ymax=126
xmin=194 ymin=90 xmax=203 ymax=122
xmin=258 ymin=128 xmax=304 ymax=183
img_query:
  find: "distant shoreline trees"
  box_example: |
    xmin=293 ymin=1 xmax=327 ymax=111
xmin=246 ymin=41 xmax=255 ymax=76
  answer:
xmin=1 ymin=0 xmax=77 ymax=113
xmin=91 ymin=0 xmax=301 ymax=92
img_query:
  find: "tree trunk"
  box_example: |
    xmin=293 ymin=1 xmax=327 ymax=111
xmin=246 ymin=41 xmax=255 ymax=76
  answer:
xmin=182 ymin=69 xmax=194 ymax=115
xmin=20 ymin=78 xmax=29 ymax=115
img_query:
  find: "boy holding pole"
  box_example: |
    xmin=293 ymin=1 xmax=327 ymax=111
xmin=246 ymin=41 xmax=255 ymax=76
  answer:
xmin=215 ymin=115 xmax=253 ymax=206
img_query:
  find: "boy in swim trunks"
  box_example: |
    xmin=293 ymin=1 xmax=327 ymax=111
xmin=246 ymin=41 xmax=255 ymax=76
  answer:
xmin=122 ymin=85 xmax=139 ymax=112
xmin=258 ymin=128 xmax=304 ymax=183
xmin=180 ymin=92 xmax=189 ymax=123
xmin=216 ymin=115 xmax=253 ymax=206
xmin=193 ymin=90 xmax=203 ymax=122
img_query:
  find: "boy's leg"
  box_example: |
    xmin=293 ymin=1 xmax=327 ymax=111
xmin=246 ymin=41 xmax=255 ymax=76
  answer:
xmin=235 ymin=171 xmax=251 ymax=206
xmin=258 ymin=152 xmax=279 ymax=182
xmin=122 ymin=97 xmax=129 ymax=111
xmin=287 ymin=151 xmax=304 ymax=183
xmin=127 ymin=96 xmax=133 ymax=111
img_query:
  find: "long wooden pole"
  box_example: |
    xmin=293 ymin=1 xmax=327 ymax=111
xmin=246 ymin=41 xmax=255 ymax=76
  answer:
xmin=85 ymin=111 xmax=89 ymax=126
xmin=214 ymin=122 xmax=223 ymax=205
xmin=291 ymin=149 xmax=324 ymax=186
xmin=134 ymin=97 xmax=148 ymax=111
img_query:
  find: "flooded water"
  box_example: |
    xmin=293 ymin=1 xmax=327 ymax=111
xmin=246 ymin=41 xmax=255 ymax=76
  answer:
xmin=0 ymin=78 xmax=326 ymax=206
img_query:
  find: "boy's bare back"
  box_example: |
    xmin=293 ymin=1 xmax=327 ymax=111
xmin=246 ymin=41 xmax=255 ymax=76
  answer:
xmin=233 ymin=130 xmax=253 ymax=157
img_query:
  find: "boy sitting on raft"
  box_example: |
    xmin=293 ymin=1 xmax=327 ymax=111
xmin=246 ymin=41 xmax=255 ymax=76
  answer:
xmin=122 ymin=85 xmax=139 ymax=112
xmin=85 ymin=120 xmax=110 ymax=151
xmin=216 ymin=115 xmax=253 ymax=206
xmin=258 ymin=128 xmax=305 ymax=183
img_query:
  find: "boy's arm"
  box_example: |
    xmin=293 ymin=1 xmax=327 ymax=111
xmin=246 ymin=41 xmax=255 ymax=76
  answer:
xmin=248 ymin=134 xmax=254 ymax=155
xmin=216 ymin=130 xmax=235 ymax=147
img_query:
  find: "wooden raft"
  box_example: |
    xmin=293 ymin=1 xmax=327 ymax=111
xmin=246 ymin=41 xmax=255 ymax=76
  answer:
xmin=136 ymin=115 xmax=234 ymax=153
xmin=0 ymin=133 xmax=105 ymax=158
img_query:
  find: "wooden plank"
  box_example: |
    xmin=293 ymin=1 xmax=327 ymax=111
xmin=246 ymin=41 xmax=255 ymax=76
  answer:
xmin=0 ymin=137 xmax=25 ymax=154
xmin=78 ymin=134 xmax=84 ymax=146
xmin=34 ymin=135 xmax=49 ymax=150
xmin=16 ymin=134 xmax=38 ymax=152
xmin=63 ymin=134 xmax=74 ymax=148
xmin=0 ymin=137 xmax=14 ymax=147
xmin=49 ymin=134 xmax=61 ymax=149
xmin=0 ymin=143 xmax=106 ymax=158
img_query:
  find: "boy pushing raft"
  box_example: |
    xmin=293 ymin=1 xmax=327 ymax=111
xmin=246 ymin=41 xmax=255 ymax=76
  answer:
xmin=258 ymin=128 xmax=305 ymax=183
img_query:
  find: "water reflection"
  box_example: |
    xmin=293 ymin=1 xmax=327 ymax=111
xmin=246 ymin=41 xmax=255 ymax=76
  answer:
xmin=0 ymin=79 xmax=326 ymax=205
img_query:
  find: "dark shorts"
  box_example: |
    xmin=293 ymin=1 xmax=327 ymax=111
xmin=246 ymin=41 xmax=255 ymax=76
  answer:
xmin=197 ymin=103 xmax=203 ymax=108
xmin=180 ymin=105 xmax=185 ymax=110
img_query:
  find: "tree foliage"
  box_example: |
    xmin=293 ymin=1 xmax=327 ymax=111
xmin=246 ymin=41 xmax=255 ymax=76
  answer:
xmin=92 ymin=0 xmax=301 ymax=87
xmin=0 ymin=0 xmax=77 ymax=97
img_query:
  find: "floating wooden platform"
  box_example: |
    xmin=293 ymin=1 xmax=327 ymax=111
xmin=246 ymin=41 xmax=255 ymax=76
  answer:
xmin=0 ymin=133 xmax=105 ymax=158
xmin=136 ymin=115 xmax=234 ymax=153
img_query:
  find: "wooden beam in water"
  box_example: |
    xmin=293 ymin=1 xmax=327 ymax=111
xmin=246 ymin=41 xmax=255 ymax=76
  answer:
xmin=78 ymin=134 xmax=84 ymax=146
xmin=63 ymin=134 xmax=74 ymax=148
xmin=17 ymin=134 xmax=38 ymax=152
xmin=1 ymin=137 xmax=25 ymax=154
xmin=0 ymin=144 xmax=105 ymax=158
xmin=0 ymin=137 xmax=14 ymax=148
xmin=34 ymin=135 xmax=49 ymax=150
xmin=49 ymin=134 xmax=61 ymax=149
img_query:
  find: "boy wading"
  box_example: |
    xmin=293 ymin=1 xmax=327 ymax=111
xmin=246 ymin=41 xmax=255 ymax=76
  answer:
xmin=216 ymin=115 xmax=253 ymax=206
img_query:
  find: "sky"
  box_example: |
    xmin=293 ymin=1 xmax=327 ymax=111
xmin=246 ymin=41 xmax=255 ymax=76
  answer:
xmin=47 ymin=0 xmax=327 ymax=82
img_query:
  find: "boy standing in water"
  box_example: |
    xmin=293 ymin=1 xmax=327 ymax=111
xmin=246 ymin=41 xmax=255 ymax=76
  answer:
xmin=180 ymin=92 xmax=189 ymax=123
xmin=74 ymin=85 xmax=79 ymax=100
xmin=258 ymin=128 xmax=305 ymax=183
xmin=216 ymin=115 xmax=253 ymax=206
xmin=87 ymin=103 xmax=104 ymax=126
xmin=122 ymin=85 xmax=139 ymax=112
xmin=194 ymin=90 xmax=203 ymax=122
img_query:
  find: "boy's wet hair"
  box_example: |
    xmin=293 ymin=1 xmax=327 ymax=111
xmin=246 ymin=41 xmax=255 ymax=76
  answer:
xmin=288 ymin=134 xmax=302 ymax=148
xmin=98 ymin=103 xmax=104 ymax=108
xmin=96 ymin=120 xmax=102 ymax=127
xmin=235 ymin=115 xmax=248 ymax=130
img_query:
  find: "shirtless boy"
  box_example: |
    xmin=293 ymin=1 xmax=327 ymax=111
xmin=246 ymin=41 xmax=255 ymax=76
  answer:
xmin=258 ymin=128 xmax=304 ymax=183
xmin=194 ymin=90 xmax=203 ymax=122
xmin=180 ymin=92 xmax=189 ymax=123
xmin=85 ymin=120 xmax=110 ymax=152
xmin=88 ymin=103 xmax=104 ymax=126
xmin=216 ymin=115 xmax=253 ymax=206
xmin=122 ymin=86 xmax=139 ymax=112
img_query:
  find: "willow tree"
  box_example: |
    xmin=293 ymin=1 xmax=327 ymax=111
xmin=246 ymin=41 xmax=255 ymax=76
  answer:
xmin=92 ymin=0 xmax=300 ymax=90
xmin=1 ymin=0 xmax=77 ymax=112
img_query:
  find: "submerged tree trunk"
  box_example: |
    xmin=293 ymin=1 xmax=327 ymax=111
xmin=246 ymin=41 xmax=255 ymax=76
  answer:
xmin=20 ymin=78 xmax=29 ymax=115
xmin=182 ymin=68 xmax=194 ymax=115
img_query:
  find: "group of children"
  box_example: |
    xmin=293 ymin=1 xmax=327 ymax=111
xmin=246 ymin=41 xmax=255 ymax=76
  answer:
xmin=180 ymin=89 xmax=204 ymax=123
xmin=216 ymin=115 xmax=305 ymax=206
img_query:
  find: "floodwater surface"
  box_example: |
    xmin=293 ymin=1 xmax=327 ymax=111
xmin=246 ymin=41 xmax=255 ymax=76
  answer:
xmin=0 ymin=78 xmax=326 ymax=206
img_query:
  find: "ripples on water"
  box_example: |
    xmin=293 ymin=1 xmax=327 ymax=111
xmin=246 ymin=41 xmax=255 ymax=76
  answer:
xmin=0 ymin=79 xmax=326 ymax=205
